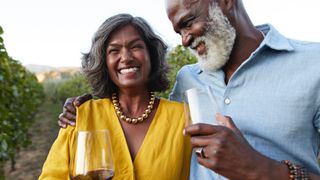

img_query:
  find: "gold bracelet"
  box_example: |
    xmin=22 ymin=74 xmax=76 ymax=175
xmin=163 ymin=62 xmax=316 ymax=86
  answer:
xmin=281 ymin=160 xmax=309 ymax=180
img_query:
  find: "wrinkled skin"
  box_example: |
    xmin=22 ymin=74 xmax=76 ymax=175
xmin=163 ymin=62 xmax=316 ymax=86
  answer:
xmin=184 ymin=114 xmax=287 ymax=179
xmin=58 ymin=0 xmax=320 ymax=179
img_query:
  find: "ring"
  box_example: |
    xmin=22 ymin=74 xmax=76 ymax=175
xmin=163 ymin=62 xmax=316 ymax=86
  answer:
xmin=195 ymin=147 xmax=206 ymax=158
xmin=58 ymin=113 xmax=63 ymax=119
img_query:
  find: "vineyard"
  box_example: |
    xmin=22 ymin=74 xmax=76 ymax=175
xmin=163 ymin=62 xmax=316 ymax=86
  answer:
xmin=0 ymin=24 xmax=196 ymax=179
xmin=0 ymin=25 xmax=94 ymax=179
xmin=0 ymin=25 xmax=45 ymax=176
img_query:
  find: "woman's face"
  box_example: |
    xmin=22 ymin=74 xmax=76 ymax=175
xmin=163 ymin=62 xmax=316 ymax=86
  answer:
xmin=106 ymin=25 xmax=151 ymax=90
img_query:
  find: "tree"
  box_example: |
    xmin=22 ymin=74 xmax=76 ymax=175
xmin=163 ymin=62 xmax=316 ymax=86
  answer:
xmin=157 ymin=45 xmax=197 ymax=98
xmin=0 ymin=26 xmax=44 ymax=171
xmin=55 ymin=72 xmax=92 ymax=104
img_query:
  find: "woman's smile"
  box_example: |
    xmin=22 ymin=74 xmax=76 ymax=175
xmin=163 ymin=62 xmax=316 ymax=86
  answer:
xmin=118 ymin=66 xmax=140 ymax=75
xmin=106 ymin=24 xmax=151 ymax=89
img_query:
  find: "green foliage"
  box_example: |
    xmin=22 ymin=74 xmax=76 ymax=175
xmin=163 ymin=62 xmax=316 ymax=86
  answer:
xmin=56 ymin=73 xmax=92 ymax=104
xmin=42 ymin=79 xmax=60 ymax=103
xmin=0 ymin=26 xmax=44 ymax=166
xmin=157 ymin=45 xmax=197 ymax=98
xmin=43 ymin=72 xmax=91 ymax=104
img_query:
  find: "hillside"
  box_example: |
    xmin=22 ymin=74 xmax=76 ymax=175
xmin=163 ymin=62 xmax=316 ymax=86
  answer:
xmin=25 ymin=64 xmax=81 ymax=82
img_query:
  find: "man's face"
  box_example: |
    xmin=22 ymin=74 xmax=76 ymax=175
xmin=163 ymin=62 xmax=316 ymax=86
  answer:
xmin=166 ymin=0 xmax=236 ymax=71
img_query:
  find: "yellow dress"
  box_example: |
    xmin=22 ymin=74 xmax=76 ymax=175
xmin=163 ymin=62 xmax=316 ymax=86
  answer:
xmin=39 ymin=98 xmax=192 ymax=180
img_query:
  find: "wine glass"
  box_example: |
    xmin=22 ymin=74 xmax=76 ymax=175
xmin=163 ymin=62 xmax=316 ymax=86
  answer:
xmin=184 ymin=87 xmax=224 ymax=180
xmin=184 ymin=86 xmax=220 ymax=126
xmin=69 ymin=130 xmax=114 ymax=180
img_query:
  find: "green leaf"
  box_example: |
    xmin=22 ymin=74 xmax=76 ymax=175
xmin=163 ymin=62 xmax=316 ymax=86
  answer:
xmin=1 ymin=141 xmax=8 ymax=151
xmin=0 ymin=28 xmax=44 ymax=164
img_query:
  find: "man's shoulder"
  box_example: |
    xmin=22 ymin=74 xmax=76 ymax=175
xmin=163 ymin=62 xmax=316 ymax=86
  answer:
xmin=284 ymin=39 xmax=320 ymax=63
xmin=177 ymin=63 xmax=200 ymax=77
xmin=288 ymin=38 xmax=320 ymax=51
xmin=258 ymin=24 xmax=320 ymax=54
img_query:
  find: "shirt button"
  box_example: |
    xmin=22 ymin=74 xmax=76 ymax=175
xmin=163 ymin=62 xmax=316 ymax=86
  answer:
xmin=224 ymin=98 xmax=231 ymax=105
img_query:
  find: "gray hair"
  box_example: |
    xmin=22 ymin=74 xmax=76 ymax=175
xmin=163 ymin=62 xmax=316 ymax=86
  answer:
xmin=82 ymin=14 xmax=169 ymax=98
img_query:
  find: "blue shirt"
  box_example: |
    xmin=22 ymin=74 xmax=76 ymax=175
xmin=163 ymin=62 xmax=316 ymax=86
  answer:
xmin=169 ymin=24 xmax=320 ymax=179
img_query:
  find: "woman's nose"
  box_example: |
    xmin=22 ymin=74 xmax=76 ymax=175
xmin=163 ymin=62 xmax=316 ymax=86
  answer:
xmin=120 ymin=48 xmax=131 ymax=62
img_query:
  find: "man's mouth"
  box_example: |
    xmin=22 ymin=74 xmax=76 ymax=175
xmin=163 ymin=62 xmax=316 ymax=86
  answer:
xmin=119 ymin=66 xmax=139 ymax=74
xmin=191 ymin=39 xmax=206 ymax=55
xmin=196 ymin=42 xmax=206 ymax=55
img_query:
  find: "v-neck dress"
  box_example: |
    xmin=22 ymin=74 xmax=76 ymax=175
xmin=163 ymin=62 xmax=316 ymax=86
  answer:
xmin=39 ymin=98 xmax=192 ymax=180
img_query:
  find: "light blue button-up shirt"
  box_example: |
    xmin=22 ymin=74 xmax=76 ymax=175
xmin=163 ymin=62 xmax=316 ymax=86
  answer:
xmin=169 ymin=24 xmax=320 ymax=179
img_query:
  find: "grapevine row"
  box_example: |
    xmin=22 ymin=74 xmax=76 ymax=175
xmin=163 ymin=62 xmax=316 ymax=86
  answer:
xmin=0 ymin=26 xmax=44 ymax=170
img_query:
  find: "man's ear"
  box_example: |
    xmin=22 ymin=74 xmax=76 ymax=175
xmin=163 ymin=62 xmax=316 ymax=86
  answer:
xmin=217 ymin=0 xmax=235 ymax=15
xmin=183 ymin=0 xmax=200 ymax=8
xmin=226 ymin=0 xmax=235 ymax=10
xmin=218 ymin=0 xmax=235 ymax=12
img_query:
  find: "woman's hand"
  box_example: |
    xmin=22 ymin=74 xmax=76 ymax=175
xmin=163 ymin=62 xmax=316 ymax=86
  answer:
xmin=58 ymin=93 xmax=93 ymax=128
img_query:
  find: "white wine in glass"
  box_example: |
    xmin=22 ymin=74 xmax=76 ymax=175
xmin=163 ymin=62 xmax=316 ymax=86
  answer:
xmin=70 ymin=130 xmax=114 ymax=180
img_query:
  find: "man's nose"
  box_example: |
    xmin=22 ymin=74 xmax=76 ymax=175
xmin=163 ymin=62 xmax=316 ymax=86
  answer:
xmin=181 ymin=30 xmax=193 ymax=47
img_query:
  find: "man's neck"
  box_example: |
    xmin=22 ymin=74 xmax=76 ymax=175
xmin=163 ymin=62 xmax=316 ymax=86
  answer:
xmin=222 ymin=28 xmax=264 ymax=84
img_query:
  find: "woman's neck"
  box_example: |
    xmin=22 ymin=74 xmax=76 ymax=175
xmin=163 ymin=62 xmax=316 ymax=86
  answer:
xmin=117 ymin=89 xmax=151 ymax=117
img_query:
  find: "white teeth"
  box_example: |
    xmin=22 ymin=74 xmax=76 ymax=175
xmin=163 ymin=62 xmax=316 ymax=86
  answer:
xmin=119 ymin=67 xmax=139 ymax=74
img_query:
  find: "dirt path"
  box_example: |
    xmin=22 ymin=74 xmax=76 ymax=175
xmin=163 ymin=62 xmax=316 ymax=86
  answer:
xmin=4 ymin=101 xmax=62 ymax=180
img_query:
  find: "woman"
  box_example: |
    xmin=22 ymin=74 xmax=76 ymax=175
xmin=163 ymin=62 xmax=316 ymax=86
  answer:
xmin=39 ymin=14 xmax=191 ymax=179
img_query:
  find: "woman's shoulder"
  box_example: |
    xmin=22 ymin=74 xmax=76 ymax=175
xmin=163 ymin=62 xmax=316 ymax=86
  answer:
xmin=157 ymin=98 xmax=185 ymax=128
xmin=160 ymin=98 xmax=183 ymax=106
xmin=76 ymin=98 xmax=114 ymax=131
xmin=76 ymin=98 xmax=112 ymax=121
xmin=78 ymin=98 xmax=111 ymax=110
xmin=159 ymin=98 xmax=184 ymax=112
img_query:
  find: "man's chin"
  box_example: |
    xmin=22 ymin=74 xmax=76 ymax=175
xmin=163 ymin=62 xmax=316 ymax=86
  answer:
xmin=190 ymin=48 xmax=227 ymax=71
xmin=198 ymin=56 xmax=227 ymax=72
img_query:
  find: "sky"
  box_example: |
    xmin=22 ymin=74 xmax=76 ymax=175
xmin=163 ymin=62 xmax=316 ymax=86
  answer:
xmin=0 ymin=0 xmax=320 ymax=68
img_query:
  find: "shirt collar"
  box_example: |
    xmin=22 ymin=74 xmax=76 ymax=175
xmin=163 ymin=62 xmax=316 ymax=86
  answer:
xmin=192 ymin=63 xmax=202 ymax=74
xmin=195 ymin=24 xmax=295 ymax=74
xmin=257 ymin=23 xmax=294 ymax=51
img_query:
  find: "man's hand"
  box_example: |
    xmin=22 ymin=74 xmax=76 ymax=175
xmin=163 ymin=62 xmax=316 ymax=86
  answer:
xmin=184 ymin=113 xmax=287 ymax=180
xmin=58 ymin=93 xmax=93 ymax=128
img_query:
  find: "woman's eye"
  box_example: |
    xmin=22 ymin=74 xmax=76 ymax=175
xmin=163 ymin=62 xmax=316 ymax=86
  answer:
xmin=108 ymin=49 xmax=118 ymax=54
xmin=132 ymin=45 xmax=143 ymax=50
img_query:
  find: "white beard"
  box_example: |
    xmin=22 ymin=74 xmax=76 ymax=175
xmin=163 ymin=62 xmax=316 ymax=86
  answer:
xmin=190 ymin=2 xmax=236 ymax=71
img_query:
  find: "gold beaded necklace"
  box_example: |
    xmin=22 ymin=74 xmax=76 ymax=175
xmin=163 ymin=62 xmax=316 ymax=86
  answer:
xmin=111 ymin=92 xmax=156 ymax=124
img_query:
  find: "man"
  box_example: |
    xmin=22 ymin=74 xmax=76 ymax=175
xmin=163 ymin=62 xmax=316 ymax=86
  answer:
xmin=59 ymin=0 xmax=320 ymax=179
